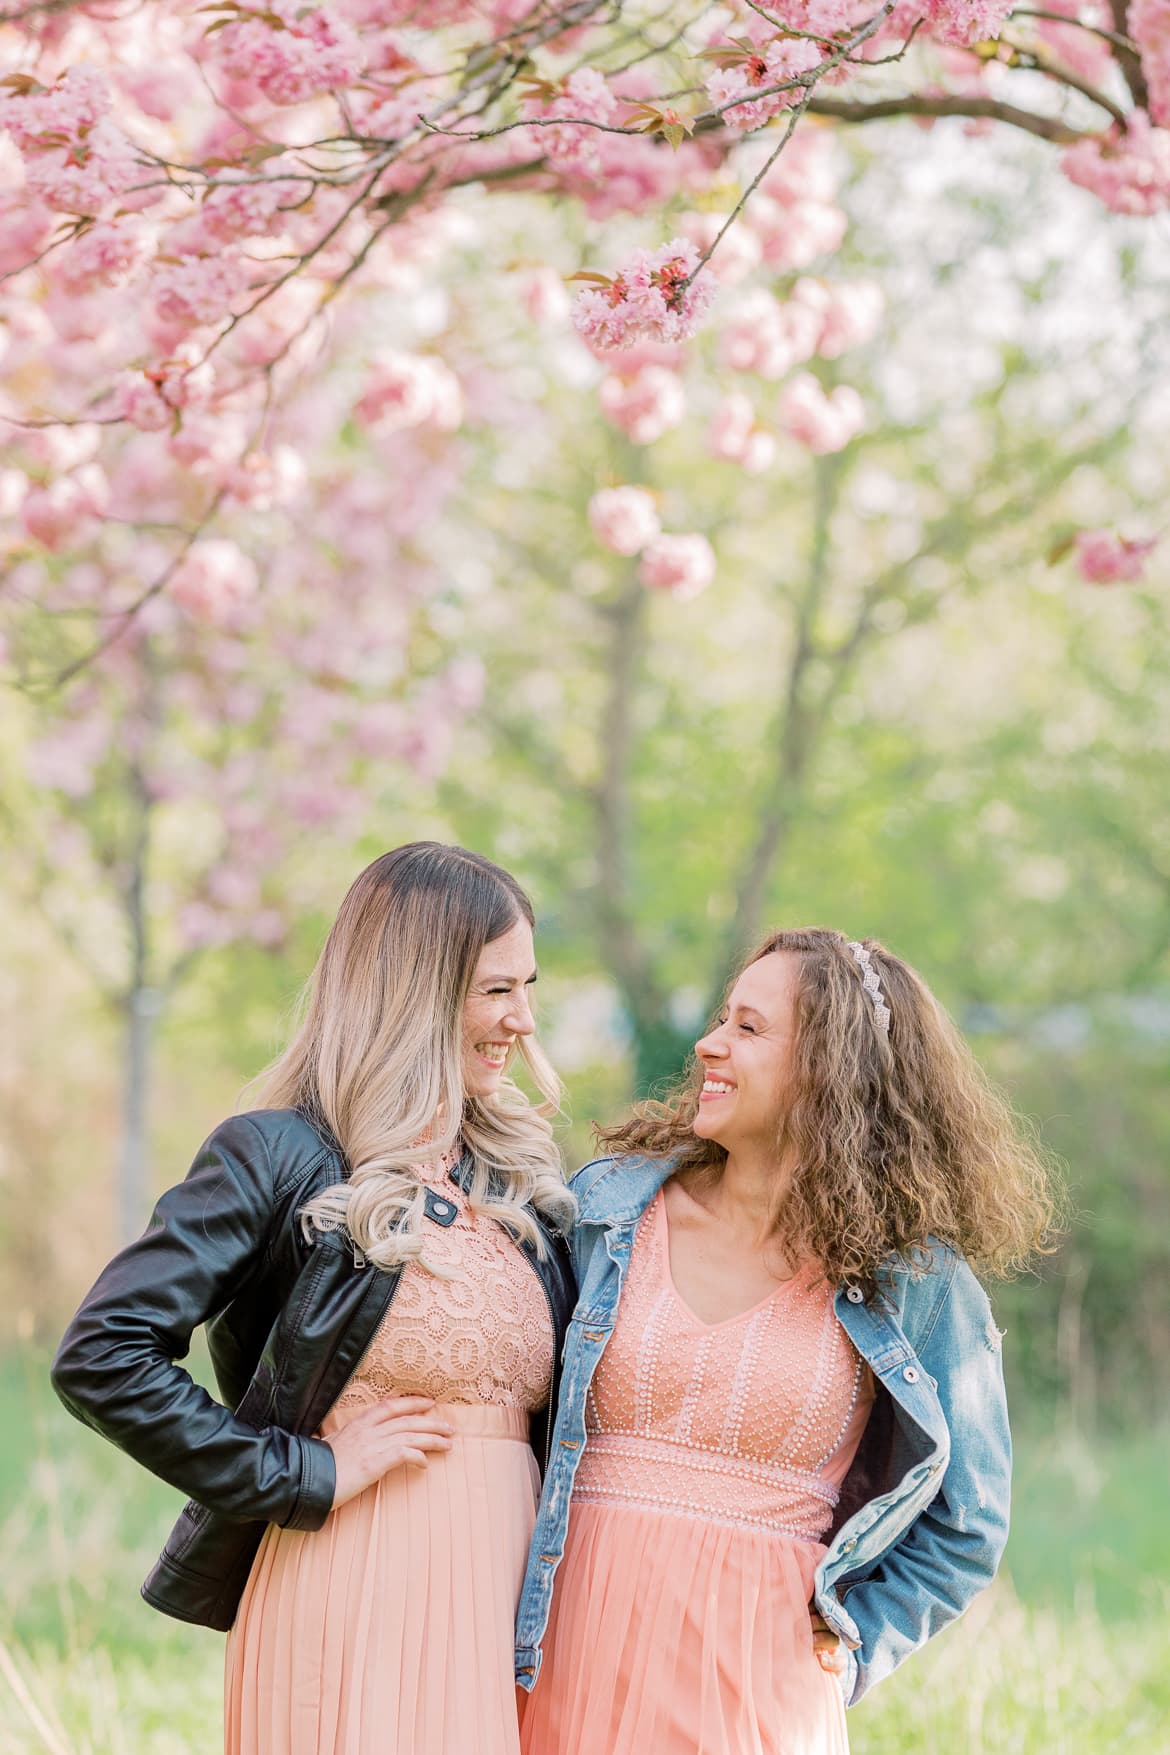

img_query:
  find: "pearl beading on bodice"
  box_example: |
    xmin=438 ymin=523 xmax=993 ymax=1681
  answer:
xmin=574 ymin=1192 xmax=871 ymax=1540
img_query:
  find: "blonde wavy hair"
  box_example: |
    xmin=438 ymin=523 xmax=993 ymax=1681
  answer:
xmin=252 ymin=842 xmax=574 ymax=1272
xmin=598 ymin=928 xmax=1061 ymax=1288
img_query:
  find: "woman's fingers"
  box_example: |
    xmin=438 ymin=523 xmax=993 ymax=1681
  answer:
xmin=324 ymin=1400 xmax=457 ymax=1506
xmin=809 ymin=1610 xmax=846 ymax=1670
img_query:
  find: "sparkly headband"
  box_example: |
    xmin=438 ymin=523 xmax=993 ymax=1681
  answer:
xmin=847 ymin=941 xmax=891 ymax=1036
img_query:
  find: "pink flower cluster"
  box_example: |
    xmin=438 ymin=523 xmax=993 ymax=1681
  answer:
xmin=152 ymin=255 xmax=253 ymax=332
xmin=778 ymin=374 xmax=865 ymax=453
xmin=1075 ymin=529 xmax=1158 ymax=583
xmin=917 ymin=0 xmax=1015 ymax=46
xmin=523 ymin=68 xmax=616 ymax=173
xmin=1130 ymin=0 xmax=1170 ymax=127
xmin=709 ymin=393 xmax=776 ymax=473
xmin=599 ymin=366 xmax=686 ymax=445
xmin=0 ymin=66 xmax=139 ymax=216
xmin=573 ymin=240 xmax=715 ymax=351
xmin=355 ymin=350 xmax=464 ymax=433
xmin=218 ymin=2 xmax=365 ymax=106
xmin=745 ymin=136 xmax=848 ymax=274
xmin=719 ymin=278 xmax=880 ymax=380
xmin=705 ymin=35 xmax=822 ymax=132
xmin=56 ymin=219 xmax=155 ymax=296
xmin=1062 ymin=112 xmax=1170 ymax=213
xmin=639 ymin=533 xmax=716 ymax=601
xmin=112 ymin=346 xmax=217 ymax=433
xmin=169 ymin=538 xmax=259 ymax=624
xmin=21 ymin=465 xmax=110 ymax=551
xmin=588 ymin=486 xmax=660 ymax=555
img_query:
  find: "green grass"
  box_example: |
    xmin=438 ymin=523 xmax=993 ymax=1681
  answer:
xmin=2 ymin=1353 xmax=1168 ymax=1752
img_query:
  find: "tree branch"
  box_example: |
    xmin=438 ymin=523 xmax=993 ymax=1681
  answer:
xmin=806 ymin=92 xmax=1093 ymax=145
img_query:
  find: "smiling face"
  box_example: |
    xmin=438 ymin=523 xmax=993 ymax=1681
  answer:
xmin=692 ymin=951 xmax=802 ymax=1156
xmin=460 ymin=914 xmax=538 ymax=1099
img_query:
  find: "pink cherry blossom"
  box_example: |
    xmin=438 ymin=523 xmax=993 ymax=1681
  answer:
xmin=1 ymin=68 xmax=140 ymax=215
xmin=573 ymin=240 xmax=715 ymax=350
xmin=589 ymin=486 xmax=661 ymax=555
xmin=1075 ymin=528 xmax=1158 ymax=582
xmin=198 ymin=180 xmax=292 ymax=245
xmin=356 ymin=350 xmax=464 ymax=433
xmin=1131 ymin=0 xmax=1170 ymax=127
xmin=21 ymin=465 xmax=110 ymax=550
xmin=0 ymin=197 xmax=53 ymax=277
xmin=169 ymin=538 xmax=259 ymax=623
xmin=778 ymin=373 xmax=865 ymax=453
xmin=1062 ymin=111 xmax=1170 ymax=213
xmin=151 ymin=255 xmax=253 ymax=331
xmin=56 ymin=218 xmax=155 ymax=295
xmin=918 ymin=0 xmax=1015 ymax=46
xmin=1027 ymin=0 xmax=1116 ymax=87
xmin=747 ymin=187 xmax=849 ymax=273
xmin=705 ymin=35 xmax=822 ymax=132
xmin=113 ymin=345 xmax=218 ymax=431
xmin=523 ymin=68 xmax=617 ymax=173
xmin=168 ymin=411 xmax=249 ymax=474
xmin=639 ymin=532 xmax=716 ymax=600
xmin=599 ymin=366 xmax=687 ymax=445
xmin=217 ymin=3 xmax=365 ymax=107
xmin=709 ymin=393 xmax=777 ymax=473
xmin=719 ymin=289 xmax=821 ymax=380
xmin=221 ymin=446 xmax=307 ymax=510
xmin=801 ymin=278 xmax=885 ymax=357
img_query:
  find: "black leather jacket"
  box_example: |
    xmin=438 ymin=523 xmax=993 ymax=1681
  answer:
xmin=50 ymin=1108 xmax=576 ymax=1632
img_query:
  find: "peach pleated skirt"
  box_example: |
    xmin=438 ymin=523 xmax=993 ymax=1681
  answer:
xmin=519 ymin=1501 xmax=849 ymax=1755
xmin=225 ymin=1403 xmax=539 ymax=1755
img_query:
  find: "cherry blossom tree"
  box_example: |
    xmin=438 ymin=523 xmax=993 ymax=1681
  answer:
xmin=1 ymin=0 xmax=1167 ymax=680
xmin=1 ymin=0 xmax=1167 ymax=1217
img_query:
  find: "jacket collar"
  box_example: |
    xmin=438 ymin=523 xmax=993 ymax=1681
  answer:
xmin=573 ymin=1154 xmax=676 ymax=1228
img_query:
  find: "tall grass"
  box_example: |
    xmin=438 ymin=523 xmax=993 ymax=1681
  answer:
xmin=3 ymin=1356 xmax=1167 ymax=1752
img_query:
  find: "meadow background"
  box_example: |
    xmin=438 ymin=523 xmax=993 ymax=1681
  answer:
xmin=3 ymin=22 xmax=1170 ymax=1750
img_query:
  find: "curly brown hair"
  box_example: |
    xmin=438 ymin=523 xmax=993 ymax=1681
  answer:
xmin=596 ymin=929 xmax=1062 ymax=1288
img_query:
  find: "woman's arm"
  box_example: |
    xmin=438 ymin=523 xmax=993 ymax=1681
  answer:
xmin=837 ymin=1259 xmax=1012 ymax=1705
xmin=50 ymin=1115 xmax=337 ymax=1531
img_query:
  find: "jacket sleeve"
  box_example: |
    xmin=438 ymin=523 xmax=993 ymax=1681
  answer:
xmin=49 ymin=1114 xmax=336 ymax=1531
xmin=842 ymin=1259 xmax=1012 ymax=1706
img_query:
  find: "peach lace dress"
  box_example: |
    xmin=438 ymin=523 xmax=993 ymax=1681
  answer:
xmin=520 ymin=1190 xmax=874 ymax=1755
xmin=225 ymin=1152 xmax=554 ymax=1755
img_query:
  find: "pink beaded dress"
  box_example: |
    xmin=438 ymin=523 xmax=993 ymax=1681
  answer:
xmin=520 ymin=1189 xmax=874 ymax=1755
xmin=225 ymin=1151 xmax=554 ymax=1755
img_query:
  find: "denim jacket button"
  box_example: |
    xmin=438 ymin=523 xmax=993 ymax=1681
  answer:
xmin=842 ymin=1537 xmax=857 ymax=1553
xmin=903 ymin=1366 xmax=920 ymax=1384
xmin=846 ymin=1287 xmax=864 ymax=1304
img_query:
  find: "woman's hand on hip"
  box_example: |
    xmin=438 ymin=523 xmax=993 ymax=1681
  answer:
xmin=809 ymin=1608 xmax=847 ymax=1674
xmin=324 ymin=1396 xmax=454 ymax=1508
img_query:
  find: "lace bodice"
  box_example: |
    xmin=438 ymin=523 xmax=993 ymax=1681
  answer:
xmin=329 ymin=1154 xmax=554 ymax=1421
xmin=575 ymin=1190 xmax=873 ymax=1540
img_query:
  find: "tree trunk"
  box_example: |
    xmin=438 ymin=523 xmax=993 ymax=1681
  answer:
xmin=116 ymin=747 xmax=157 ymax=1243
xmin=117 ymin=982 xmax=161 ymax=1243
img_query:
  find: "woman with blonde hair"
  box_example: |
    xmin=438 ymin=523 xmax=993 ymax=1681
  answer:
xmin=52 ymin=842 xmax=576 ymax=1755
xmin=517 ymin=928 xmax=1058 ymax=1755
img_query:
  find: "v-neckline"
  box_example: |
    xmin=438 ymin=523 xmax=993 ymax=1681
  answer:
xmin=654 ymin=1190 xmax=801 ymax=1333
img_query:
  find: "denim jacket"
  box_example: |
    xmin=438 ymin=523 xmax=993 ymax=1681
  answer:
xmin=515 ymin=1154 xmax=1012 ymax=1707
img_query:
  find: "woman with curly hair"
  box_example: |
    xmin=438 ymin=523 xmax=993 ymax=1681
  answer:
xmin=516 ymin=928 xmax=1058 ymax=1755
xmin=52 ymin=843 xmax=576 ymax=1755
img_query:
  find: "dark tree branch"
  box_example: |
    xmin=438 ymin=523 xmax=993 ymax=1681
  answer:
xmin=807 ymin=92 xmax=1094 ymax=145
